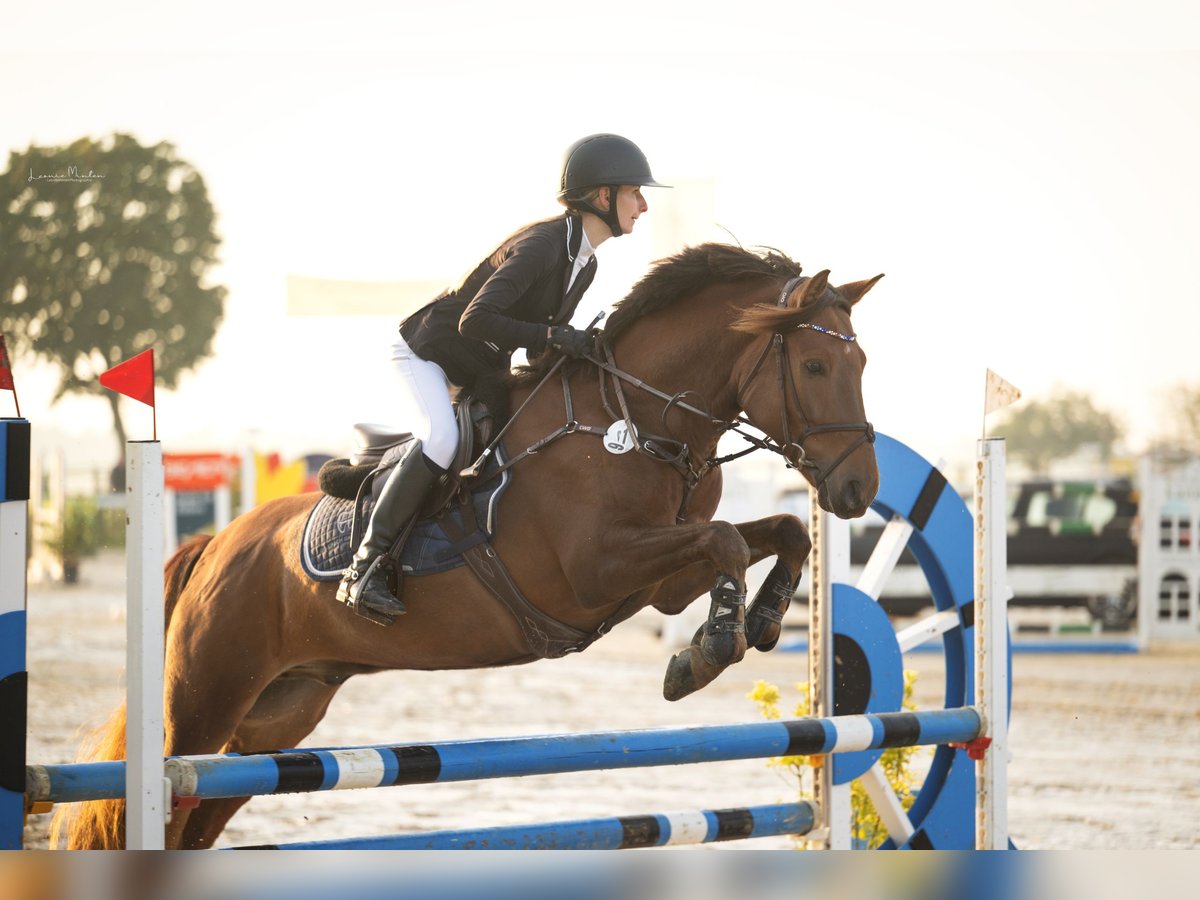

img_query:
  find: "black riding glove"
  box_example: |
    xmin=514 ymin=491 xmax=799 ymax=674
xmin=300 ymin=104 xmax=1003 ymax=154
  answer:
xmin=547 ymin=325 xmax=594 ymax=359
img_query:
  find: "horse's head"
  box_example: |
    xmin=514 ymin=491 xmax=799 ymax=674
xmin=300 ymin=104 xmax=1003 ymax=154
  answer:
xmin=733 ymin=270 xmax=883 ymax=519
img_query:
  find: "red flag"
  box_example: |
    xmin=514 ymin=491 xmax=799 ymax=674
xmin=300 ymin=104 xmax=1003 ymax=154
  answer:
xmin=0 ymin=334 xmax=19 ymax=418
xmin=0 ymin=335 xmax=13 ymax=391
xmin=100 ymin=349 xmax=156 ymax=407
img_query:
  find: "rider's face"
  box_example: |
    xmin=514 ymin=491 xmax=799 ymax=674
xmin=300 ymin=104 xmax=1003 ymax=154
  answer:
xmin=612 ymin=185 xmax=648 ymax=234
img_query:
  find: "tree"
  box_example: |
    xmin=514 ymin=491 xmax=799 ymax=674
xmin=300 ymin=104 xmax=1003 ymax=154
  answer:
xmin=0 ymin=133 xmax=226 ymax=456
xmin=1160 ymin=383 xmax=1200 ymax=457
xmin=994 ymin=387 xmax=1123 ymax=475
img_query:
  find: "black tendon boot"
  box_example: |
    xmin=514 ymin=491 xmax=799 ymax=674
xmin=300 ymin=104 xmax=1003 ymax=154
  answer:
xmin=336 ymin=442 xmax=441 ymax=625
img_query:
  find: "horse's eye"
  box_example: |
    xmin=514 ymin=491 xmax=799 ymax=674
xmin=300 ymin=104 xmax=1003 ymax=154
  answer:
xmin=806 ymin=360 xmax=825 ymax=375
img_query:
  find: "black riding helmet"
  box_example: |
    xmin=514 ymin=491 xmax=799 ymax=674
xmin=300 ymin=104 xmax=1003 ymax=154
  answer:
xmin=557 ymin=134 xmax=668 ymax=237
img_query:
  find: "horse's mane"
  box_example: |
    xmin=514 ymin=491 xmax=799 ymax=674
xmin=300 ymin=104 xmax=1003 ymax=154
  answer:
xmin=604 ymin=243 xmax=803 ymax=342
xmin=511 ymin=243 xmax=803 ymax=386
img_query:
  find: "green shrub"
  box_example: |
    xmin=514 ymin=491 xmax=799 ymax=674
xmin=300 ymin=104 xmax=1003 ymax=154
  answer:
xmin=40 ymin=496 xmax=111 ymax=582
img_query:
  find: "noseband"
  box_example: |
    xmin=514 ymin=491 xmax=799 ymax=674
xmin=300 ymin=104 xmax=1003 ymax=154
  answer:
xmin=733 ymin=276 xmax=875 ymax=487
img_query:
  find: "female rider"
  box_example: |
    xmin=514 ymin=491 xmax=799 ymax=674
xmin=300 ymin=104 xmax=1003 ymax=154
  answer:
xmin=338 ymin=134 xmax=668 ymax=623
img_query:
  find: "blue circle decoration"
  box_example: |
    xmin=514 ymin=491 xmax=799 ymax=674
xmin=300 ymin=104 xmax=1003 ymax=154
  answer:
xmin=831 ymin=583 xmax=904 ymax=783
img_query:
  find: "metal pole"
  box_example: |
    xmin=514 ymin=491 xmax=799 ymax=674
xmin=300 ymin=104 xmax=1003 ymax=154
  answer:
xmin=125 ymin=441 xmax=166 ymax=849
xmin=975 ymin=437 xmax=1009 ymax=849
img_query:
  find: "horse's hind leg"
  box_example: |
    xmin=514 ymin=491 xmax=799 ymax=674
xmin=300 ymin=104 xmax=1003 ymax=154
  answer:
xmin=160 ymin=586 xmax=307 ymax=848
xmin=177 ymin=673 xmax=345 ymax=849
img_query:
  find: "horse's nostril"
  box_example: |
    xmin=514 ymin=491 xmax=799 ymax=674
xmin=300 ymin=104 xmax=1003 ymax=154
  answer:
xmin=845 ymin=479 xmax=863 ymax=511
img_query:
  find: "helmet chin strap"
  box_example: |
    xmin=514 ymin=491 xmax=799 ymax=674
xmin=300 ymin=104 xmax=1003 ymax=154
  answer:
xmin=577 ymin=185 xmax=624 ymax=238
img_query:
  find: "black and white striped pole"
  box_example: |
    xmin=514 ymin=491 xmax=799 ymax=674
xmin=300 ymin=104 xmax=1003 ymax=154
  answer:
xmin=0 ymin=417 xmax=30 ymax=849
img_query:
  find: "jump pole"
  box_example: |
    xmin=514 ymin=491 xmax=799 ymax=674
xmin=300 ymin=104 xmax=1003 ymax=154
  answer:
xmin=27 ymin=708 xmax=984 ymax=804
xmin=0 ymin=418 xmax=30 ymax=850
xmin=124 ymin=441 xmax=167 ymax=849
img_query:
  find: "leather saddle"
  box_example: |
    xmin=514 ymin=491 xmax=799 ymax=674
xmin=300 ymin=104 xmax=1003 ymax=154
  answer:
xmin=318 ymin=392 xmax=501 ymax=517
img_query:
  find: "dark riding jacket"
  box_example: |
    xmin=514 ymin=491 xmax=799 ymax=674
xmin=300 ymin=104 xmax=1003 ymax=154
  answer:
xmin=399 ymin=213 xmax=598 ymax=387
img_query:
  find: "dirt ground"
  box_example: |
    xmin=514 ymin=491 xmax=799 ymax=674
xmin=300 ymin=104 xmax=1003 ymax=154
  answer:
xmin=19 ymin=550 xmax=1200 ymax=850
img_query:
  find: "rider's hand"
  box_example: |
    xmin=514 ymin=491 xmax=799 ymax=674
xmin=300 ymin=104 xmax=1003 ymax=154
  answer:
xmin=547 ymin=325 xmax=594 ymax=359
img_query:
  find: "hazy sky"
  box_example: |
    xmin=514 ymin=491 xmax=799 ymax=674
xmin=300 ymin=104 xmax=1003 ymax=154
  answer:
xmin=5 ymin=1 xmax=1200 ymax=479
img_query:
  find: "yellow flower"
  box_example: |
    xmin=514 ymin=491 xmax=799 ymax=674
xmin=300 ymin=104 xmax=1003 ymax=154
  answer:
xmin=747 ymin=672 xmax=932 ymax=849
xmin=746 ymin=680 xmax=782 ymax=719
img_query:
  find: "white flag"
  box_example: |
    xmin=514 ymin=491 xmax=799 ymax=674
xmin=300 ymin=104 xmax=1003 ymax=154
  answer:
xmin=984 ymin=369 xmax=1021 ymax=416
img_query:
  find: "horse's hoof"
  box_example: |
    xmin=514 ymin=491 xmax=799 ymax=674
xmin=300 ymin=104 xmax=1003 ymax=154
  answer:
xmin=755 ymin=633 xmax=781 ymax=653
xmin=662 ymin=650 xmax=699 ymax=701
xmin=746 ymin=606 xmax=784 ymax=652
xmin=699 ymin=630 xmax=747 ymax=667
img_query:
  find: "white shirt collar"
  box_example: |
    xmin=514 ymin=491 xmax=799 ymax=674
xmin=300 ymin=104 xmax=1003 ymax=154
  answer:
xmin=576 ymin=222 xmax=595 ymax=263
xmin=567 ymin=221 xmax=595 ymax=292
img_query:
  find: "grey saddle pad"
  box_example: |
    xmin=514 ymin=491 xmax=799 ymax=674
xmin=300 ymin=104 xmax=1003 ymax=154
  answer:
xmin=299 ymin=451 xmax=511 ymax=582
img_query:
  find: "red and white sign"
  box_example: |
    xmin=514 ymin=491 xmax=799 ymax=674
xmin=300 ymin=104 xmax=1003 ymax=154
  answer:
xmin=164 ymin=453 xmax=235 ymax=491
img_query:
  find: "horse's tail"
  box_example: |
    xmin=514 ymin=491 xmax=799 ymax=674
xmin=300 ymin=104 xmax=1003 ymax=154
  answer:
xmin=49 ymin=534 xmax=212 ymax=849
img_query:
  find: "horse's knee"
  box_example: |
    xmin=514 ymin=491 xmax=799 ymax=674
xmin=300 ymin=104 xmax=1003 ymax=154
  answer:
xmin=704 ymin=521 xmax=751 ymax=581
xmin=770 ymin=514 xmax=811 ymax=566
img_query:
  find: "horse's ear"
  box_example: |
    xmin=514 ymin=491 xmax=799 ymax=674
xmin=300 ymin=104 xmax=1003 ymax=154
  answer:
xmin=836 ymin=274 xmax=884 ymax=307
xmin=799 ymin=270 xmax=830 ymax=305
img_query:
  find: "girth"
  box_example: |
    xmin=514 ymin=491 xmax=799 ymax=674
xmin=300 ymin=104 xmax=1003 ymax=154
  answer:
xmin=436 ymin=480 xmax=601 ymax=659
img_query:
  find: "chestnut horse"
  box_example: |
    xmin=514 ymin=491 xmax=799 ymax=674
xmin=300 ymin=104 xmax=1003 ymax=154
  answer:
xmin=57 ymin=243 xmax=882 ymax=849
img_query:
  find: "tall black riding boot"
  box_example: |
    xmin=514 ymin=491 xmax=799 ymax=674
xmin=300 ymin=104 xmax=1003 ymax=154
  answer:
xmin=336 ymin=441 xmax=441 ymax=624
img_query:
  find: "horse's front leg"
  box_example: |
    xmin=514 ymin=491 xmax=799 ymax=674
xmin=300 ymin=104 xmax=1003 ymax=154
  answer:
xmin=643 ymin=514 xmax=811 ymax=699
xmin=591 ymin=514 xmax=809 ymax=701
xmin=589 ymin=517 xmax=754 ymax=672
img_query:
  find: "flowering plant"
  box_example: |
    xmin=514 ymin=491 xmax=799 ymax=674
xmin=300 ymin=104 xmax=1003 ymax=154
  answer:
xmin=747 ymin=672 xmax=927 ymax=849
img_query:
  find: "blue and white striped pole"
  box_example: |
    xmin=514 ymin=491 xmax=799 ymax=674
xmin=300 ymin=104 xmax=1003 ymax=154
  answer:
xmin=0 ymin=418 xmax=30 ymax=849
xmin=27 ymin=708 xmax=982 ymax=804
xmin=232 ymin=801 xmax=816 ymax=850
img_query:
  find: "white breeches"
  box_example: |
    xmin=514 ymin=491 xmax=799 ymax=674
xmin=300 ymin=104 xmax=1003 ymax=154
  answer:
xmin=390 ymin=335 xmax=459 ymax=469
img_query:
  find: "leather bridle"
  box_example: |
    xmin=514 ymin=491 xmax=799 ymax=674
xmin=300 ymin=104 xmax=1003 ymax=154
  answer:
xmin=731 ymin=275 xmax=875 ymax=487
